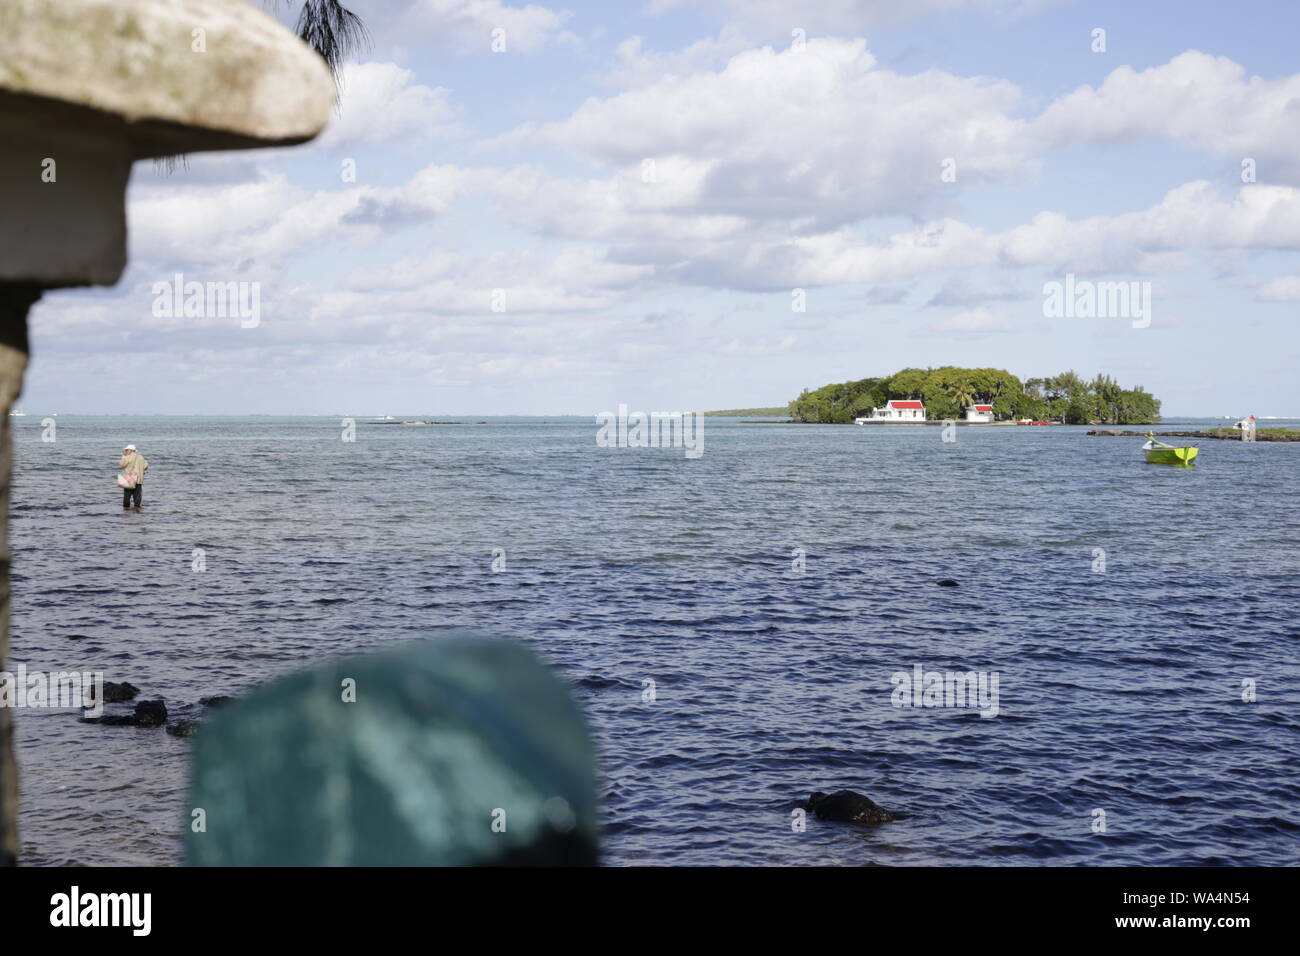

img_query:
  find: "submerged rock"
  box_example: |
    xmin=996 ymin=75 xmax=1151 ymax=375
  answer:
xmin=167 ymin=720 xmax=200 ymax=738
xmin=800 ymin=790 xmax=895 ymax=825
xmin=84 ymin=699 xmax=168 ymax=728
xmin=133 ymin=700 xmax=168 ymax=727
xmin=200 ymin=696 xmax=234 ymax=709
xmin=90 ymin=681 xmax=139 ymax=703
xmin=936 ymin=579 xmax=959 ymax=587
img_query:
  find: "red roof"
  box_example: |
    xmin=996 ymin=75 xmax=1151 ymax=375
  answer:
xmin=973 ymin=404 xmax=993 ymax=411
xmin=888 ymin=400 xmax=924 ymax=409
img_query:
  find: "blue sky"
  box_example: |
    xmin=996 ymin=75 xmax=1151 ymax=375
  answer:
xmin=24 ymin=0 xmax=1300 ymax=416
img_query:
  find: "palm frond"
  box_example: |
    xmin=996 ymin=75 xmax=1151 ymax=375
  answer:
xmin=278 ymin=0 xmax=372 ymax=87
xmin=156 ymin=1 xmax=369 ymax=173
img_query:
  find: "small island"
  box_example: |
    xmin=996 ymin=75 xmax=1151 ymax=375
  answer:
xmin=786 ymin=367 xmax=1161 ymax=425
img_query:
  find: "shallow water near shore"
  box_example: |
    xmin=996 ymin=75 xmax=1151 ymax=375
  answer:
xmin=10 ymin=416 xmax=1300 ymax=866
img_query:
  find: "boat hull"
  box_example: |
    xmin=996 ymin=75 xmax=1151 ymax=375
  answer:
xmin=1145 ymin=446 xmax=1198 ymax=466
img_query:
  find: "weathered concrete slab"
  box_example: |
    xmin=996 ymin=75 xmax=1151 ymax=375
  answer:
xmin=0 ymin=0 xmax=333 ymax=154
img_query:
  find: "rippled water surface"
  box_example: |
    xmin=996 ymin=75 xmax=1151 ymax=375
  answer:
xmin=10 ymin=416 xmax=1300 ymax=865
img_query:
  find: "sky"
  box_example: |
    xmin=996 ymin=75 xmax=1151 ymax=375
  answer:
xmin=23 ymin=0 xmax=1300 ymax=416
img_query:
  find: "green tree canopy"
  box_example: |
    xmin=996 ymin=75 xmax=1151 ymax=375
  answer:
xmin=788 ymin=367 xmax=1160 ymax=425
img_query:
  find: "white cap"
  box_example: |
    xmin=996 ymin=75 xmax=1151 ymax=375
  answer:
xmin=124 ymin=444 xmax=136 ymax=451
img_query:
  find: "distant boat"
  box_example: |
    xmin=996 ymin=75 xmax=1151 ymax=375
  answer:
xmin=8 ymin=410 xmax=24 ymax=417
xmin=1143 ymin=433 xmax=1198 ymax=466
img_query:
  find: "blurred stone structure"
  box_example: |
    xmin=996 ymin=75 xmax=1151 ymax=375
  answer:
xmin=187 ymin=635 xmax=599 ymax=866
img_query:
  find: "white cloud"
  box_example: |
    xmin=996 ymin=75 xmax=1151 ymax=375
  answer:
xmin=929 ymin=306 xmax=1015 ymax=335
xmin=597 ymin=29 xmax=753 ymax=87
xmin=127 ymin=166 xmax=468 ymax=266
xmin=318 ymin=62 xmax=460 ymax=148
xmin=646 ymin=0 xmax=1061 ymax=36
xmin=405 ymin=0 xmax=571 ymax=53
xmin=1256 ymin=275 xmax=1300 ymax=301
xmin=1034 ymin=51 xmax=1300 ymax=181
xmin=528 ymin=39 xmax=1034 ymax=228
xmin=1000 ymin=182 xmax=1300 ymax=271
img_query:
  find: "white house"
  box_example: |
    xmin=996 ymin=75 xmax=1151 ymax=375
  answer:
xmin=856 ymin=399 xmax=926 ymax=423
xmin=964 ymin=403 xmax=994 ymax=423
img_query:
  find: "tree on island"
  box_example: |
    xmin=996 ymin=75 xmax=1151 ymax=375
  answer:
xmin=788 ymin=367 xmax=1160 ymax=424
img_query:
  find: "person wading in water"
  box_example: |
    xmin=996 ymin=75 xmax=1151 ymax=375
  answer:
xmin=118 ymin=444 xmax=149 ymax=512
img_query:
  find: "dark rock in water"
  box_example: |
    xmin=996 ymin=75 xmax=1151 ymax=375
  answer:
xmin=85 ymin=699 xmax=169 ymax=728
xmin=89 ymin=681 xmax=140 ymax=703
xmin=200 ymin=695 xmax=235 ymax=709
xmin=167 ymin=719 xmax=200 ymax=738
xmin=801 ymin=790 xmax=895 ymax=825
xmin=134 ymin=700 xmax=168 ymax=727
xmin=87 ymin=714 xmax=134 ymax=726
xmin=936 ymin=579 xmax=959 ymax=587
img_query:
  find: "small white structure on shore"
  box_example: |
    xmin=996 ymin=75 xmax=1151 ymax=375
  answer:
xmin=856 ymin=400 xmax=926 ymax=423
xmin=964 ymin=403 xmax=994 ymax=423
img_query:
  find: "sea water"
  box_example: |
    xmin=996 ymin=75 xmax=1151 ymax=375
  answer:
xmin=9 ymin=416 xmax=1300 ymax=865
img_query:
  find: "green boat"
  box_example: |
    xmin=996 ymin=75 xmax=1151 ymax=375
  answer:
xmin=1143 ymin=433 xmax=1198 ymax=466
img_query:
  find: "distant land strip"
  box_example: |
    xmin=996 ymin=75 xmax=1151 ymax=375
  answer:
xmin=1090 ymin=428 xmax=1300 ymax=442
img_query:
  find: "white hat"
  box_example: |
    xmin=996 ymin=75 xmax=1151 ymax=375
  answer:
xmin=124 ymin=444 xmax=136 ymax=451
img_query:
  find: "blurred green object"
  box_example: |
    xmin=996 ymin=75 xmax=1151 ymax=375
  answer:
xmin=186 ymin=633 xmax=597 ymax=866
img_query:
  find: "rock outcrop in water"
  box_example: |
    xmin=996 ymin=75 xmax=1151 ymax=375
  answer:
xmin=81 ymin=690 xmax=236 ymax=737
xmin=800 ymin=790 xmax=896 ymax=824
xmin=89 ymin=681 xmax=139 ymax=704
xmin=1088 ymin=428 xmax=1300 ymax=442
xmin=167 ymin=720 xmax=200 ymax=738
xmin=83 ymin=699 xmax=168 ymax=728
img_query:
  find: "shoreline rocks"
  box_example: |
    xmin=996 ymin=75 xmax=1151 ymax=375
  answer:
xmin=86 ymin=681 xmax=139 ymax=704
xmin=82 ymin=699 xmax=167 ymax=727
xmin=82 ymin=690 xmax=237 ymax=735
